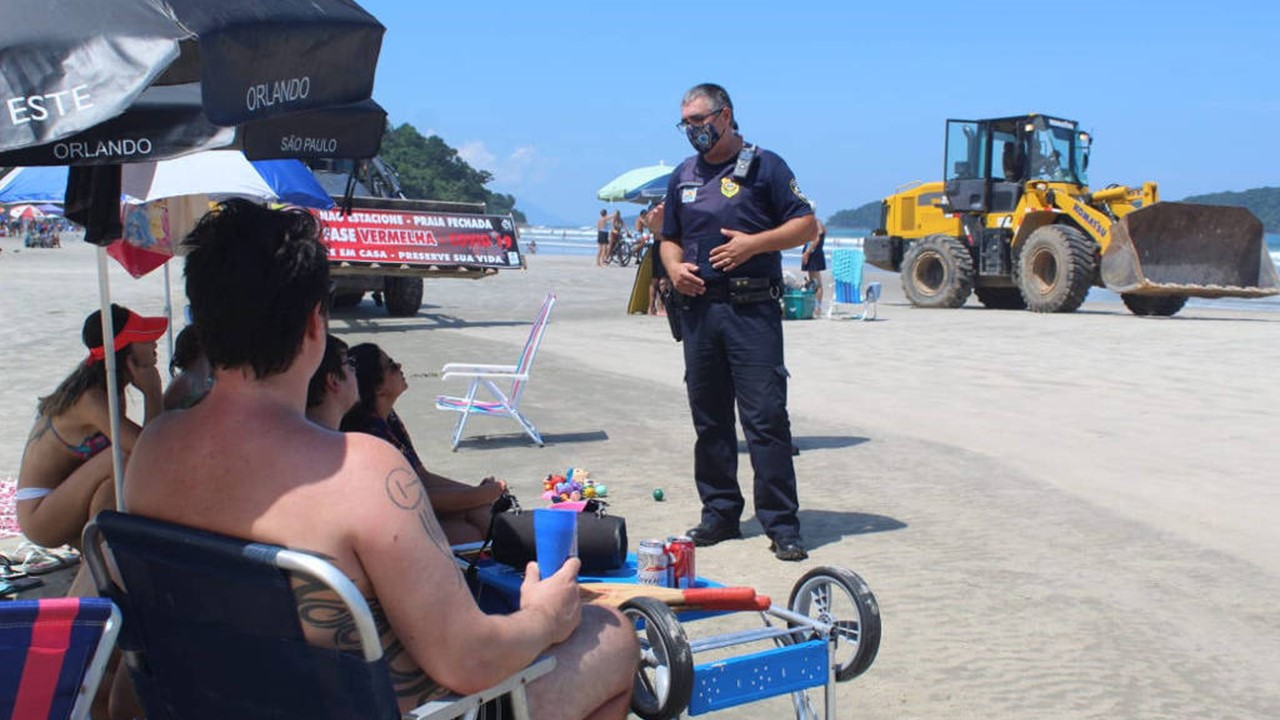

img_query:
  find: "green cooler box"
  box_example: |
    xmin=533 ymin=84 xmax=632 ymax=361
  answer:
xmin=782 ymin=288 xmax=816 ymax=320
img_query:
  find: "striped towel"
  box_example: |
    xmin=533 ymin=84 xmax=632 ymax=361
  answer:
xmin=832 ymin=249 xmax=865 ymax=304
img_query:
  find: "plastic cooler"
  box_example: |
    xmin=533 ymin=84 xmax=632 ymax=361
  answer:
xmin=782 ymin=288 xmax=816 ymax=320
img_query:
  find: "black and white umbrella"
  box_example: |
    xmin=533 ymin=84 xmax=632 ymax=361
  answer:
xmin=0 ymin=0 xmax=387 ymax=508
xmin=1 ymin=0 xmax=384 ymax=151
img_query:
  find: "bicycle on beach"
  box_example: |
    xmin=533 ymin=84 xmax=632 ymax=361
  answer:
xmin=606 ymin=230 xmax=635 ymax=267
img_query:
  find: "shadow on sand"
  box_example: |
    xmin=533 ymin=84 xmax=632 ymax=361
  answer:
xmin=738 ymin=509 xmax=906 ymax=551
xmin=454 ymin=430 xmax=610 ymax=451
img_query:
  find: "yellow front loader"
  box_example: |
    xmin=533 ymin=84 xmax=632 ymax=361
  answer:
xmin=864 ymin=114 xmax=1279 ymax=315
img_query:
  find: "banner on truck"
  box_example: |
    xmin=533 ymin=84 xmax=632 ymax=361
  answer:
xmin=312 ymin=207 xmax=523 ymax=268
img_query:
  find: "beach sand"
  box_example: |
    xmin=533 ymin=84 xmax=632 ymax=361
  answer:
xmin=2 ymin=234 xmax=1278 ymax=719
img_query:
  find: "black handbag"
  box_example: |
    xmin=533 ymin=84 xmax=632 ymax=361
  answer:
xmin=489 ymin=500 xmax=628 ymax=572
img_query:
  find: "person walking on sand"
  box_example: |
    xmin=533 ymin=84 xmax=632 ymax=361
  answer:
xmin=595 ymin=209 xmax=610 ymax=267
xmin=801 ymin=210 xmax=827 ymax=318
xmin=650 ymin=83 xmax=817 ymax=561
xmin=123 ymin=199 xmax=636 ymax=719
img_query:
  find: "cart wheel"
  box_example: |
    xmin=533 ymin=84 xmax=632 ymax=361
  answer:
xmin=620 ymin=596 xmax=694 ymax=720
xmin=787 ymin=566 xmax=882 ymax=682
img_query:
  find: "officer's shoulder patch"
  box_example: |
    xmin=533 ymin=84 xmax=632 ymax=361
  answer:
xmin=721 ymin=177 xmax=740 ymax=199
xmin=790 ymin=178 xmax=810 ymax=206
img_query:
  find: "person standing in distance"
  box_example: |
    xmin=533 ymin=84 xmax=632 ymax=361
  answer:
xmin=650 ymin=83 xmax=817 ymax=561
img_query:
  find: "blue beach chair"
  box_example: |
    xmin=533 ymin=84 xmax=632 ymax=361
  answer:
xmin=828 ymin=248 xmax=881 ymax=320
xmin=0 ymin=597 xmax=121 ymax=720
xmin=83 ymin=511 xmax=554 ymax=720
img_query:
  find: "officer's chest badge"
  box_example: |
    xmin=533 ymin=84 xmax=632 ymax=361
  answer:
xmin=720 ymin=177 xmax=740 ymax=198
xmin=681 ymin=187 xmax=697 ymax=203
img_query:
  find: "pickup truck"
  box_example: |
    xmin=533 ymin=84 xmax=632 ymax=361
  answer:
xmin=313 ymin=194 xmax=523 ymax=316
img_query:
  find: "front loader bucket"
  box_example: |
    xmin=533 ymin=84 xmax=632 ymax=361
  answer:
xmin=1101 ymin=202 xmax=1280 ymax=298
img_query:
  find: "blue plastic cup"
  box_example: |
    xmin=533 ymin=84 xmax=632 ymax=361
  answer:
xmin=534 ymin=508 xmax=578 ymax=578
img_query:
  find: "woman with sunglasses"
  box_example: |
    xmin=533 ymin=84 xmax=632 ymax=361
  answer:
xmin=341 ymin=342 xmax=505 ymax=544
xmin=306 ymin=335 xmax=360 ymax=430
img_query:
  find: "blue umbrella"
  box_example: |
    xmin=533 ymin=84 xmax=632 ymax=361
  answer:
xmin=624 ymin=172 xmax=672 ymax=203
xmin=0 ymin=166 xmax=69 ymax=203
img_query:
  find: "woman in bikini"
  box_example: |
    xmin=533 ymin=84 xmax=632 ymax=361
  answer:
xmin=16 ymin=304 xmax=166 ymax=549
xmin=340 ymin=342 xmax=505 ymax=544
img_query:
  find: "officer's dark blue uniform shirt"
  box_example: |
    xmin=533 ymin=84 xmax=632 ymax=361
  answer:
xmin=661 ymin=145 xmax=812 ymax=284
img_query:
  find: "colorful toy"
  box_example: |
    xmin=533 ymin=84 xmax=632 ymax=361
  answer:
xmin=541 ymin=469 xmax=602 ymax=503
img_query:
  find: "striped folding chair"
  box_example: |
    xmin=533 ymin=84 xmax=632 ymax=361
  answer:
xmin=435 ymin=293 xmax=556 ymax=450
xmin=0 ymin=597 xmax=121 ymax=720
xmin=828 ymin=248 xmax=881 ymax=321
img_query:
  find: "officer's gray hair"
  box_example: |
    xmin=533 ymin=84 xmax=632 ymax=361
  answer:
xmin=683 ymin=83 xmax=739 ymax=130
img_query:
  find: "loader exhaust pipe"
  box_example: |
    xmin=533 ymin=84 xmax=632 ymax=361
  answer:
xmin=1101 ymin=202 xmax=1280 ymax=298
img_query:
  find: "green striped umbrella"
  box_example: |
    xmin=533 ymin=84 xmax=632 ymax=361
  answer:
xmin=596 ymin=164 xmax=671 ymax=202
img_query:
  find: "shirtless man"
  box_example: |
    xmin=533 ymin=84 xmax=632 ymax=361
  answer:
xmin=123 ymin=200 xmax=637 ymax=718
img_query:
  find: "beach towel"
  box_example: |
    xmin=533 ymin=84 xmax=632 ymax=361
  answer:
xmin=0 ymin=477 xmax=20 ymax=539
xmin=832 ymin=248 xmax=865 ymax=304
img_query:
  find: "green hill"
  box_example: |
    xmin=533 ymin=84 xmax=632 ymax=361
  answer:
xmin=1182 ymin=187 xmax=1280 ymax=233
xmin=830 ymin=187 xmax=1280 ymax=233
xmin=826 ymin=201 xmax=881 ymax=230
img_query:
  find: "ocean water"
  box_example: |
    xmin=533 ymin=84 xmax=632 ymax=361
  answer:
xmin=517 ymin=226 xmax=1280 ymax=313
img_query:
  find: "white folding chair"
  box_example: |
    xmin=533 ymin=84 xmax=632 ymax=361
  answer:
xmin=435 ymin=293 xmax=556 ymax=450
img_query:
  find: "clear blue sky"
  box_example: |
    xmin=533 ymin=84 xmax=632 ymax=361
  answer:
xmin=362 ymin=1 xmax=1279 ymax=226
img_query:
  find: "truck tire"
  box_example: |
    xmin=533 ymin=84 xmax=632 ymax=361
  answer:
xmin=383 ymin=277 xmax=423 ymax=317
xmin=974 ymin=287 xmax=1027 ymax=310
xmin=1015 ymin=225 xmax=1096 ymax=313
xmin=900 ymin=234 xmax=973 ymax=308
xmin=331 ymin=292 xmax=363 ymax=309
xmin=1121 ymin=293 xmax=1187 ymax=317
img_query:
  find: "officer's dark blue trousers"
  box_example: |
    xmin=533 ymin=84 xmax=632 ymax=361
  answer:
xmin=681 ymin=295 xmax=800 ymax=538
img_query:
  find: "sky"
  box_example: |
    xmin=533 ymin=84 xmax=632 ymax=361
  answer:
xmin=361 ymin=1 xmax=1280 ymax=227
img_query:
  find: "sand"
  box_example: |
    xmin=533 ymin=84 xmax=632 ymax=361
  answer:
xmin=2 ymin=233 xmax=1278 ymax=719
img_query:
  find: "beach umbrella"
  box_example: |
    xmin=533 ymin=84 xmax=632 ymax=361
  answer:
xmin=0 ymin=0 xmax=387 ymax=512
xmin=0 ymin=166 xmax=69 ymax=203
xmin=122 ymin=151 xmax=334 ymax=208
xmin=8 ymin=204 xmax=45 ymax=220
xmin=0 ymin=85 xmax=388 ymax=170
xmin=624 ymin=172 xmax=672 ymax=204
xmin=35 ymin=204 xmax=64 ymax=216
xmin=597 ymin=164 xmax=671 ymax=202
xmin=108 ymin=151 xmax=336 ymax=277
xmin=0 ymin=0 xmax=384 ymax=153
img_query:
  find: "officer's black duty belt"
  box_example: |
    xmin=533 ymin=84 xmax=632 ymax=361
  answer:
xmin=698 ymin=277 xmax=783 ymax=305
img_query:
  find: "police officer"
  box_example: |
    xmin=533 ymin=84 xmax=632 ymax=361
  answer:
xmin=651 ymin=83 xmax=816 ymax=561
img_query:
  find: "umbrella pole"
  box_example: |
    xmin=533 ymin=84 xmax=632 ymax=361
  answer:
xmin=163 ymin=263 xmax=174 ymax=358
xmin=97 ymin=248 xmax=127 ymax=512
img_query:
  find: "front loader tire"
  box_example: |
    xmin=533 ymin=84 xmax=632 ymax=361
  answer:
xmin=1121 ymin=293 xmax=1187 ymax=317
xmin=1016 ymin=225 xmax=1096 ymax=313
xmin=900 ymin=234 xmax=974 ymax=309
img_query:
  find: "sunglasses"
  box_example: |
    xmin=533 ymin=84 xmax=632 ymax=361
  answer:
xmin=676 ymin=106 xmax=724 ymax=132
xmin=343 ymin=356 xmax=358 ymax=371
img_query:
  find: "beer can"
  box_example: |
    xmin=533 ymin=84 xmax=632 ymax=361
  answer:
xmin=637 ymin=539 xmax=671 ymax=587
xmin=665 ymin=536 xmax=696 ymax=589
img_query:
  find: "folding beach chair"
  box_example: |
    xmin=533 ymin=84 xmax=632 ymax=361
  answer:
xmin=0 ymin=597 xmax=121 ymax=720
xmin=436 ymin=293 xmax=556 ymax=450
xmin=83 ymin=511 xmax=554 ymax=720
xmin=827 ymin=248 xmax=881 ymax=321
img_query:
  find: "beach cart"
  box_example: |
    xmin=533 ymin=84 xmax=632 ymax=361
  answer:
xmin=455 ymin=550 xmax=881 ymax=719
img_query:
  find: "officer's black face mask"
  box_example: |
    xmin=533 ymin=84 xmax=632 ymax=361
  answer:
xmin=686 ymin=117 xmax=722 ymax=155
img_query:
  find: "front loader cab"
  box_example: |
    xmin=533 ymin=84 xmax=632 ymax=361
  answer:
xmin=942 ymin=114 xmax=1090 ymax=215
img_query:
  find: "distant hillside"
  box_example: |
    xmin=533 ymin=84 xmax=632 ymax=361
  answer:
xmin=827 ymin=201 xmax=881 ymax=230
xmin=1182 ymin=187 xmax=1280 ymax=233
xmin=829 ymin=187 xmax=1280 ymax=233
